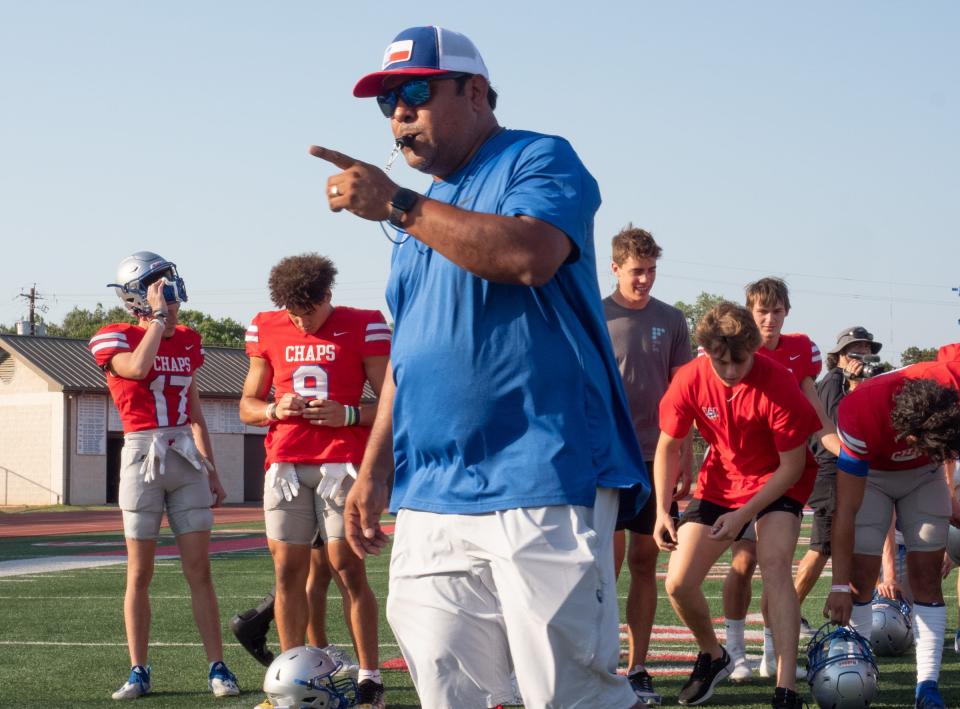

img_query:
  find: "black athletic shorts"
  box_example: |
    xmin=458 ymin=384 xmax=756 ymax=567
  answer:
xmin=679 ymin=496 xmax=803 ymax=541
xmin=616 ymin=467 xmax=680 ymax=534
xmin=806 ymin=475 xmax=836 ymax=555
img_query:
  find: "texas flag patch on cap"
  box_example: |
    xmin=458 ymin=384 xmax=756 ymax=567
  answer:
xmin=383 ymin=40 xmax=413 ymax=68
xmin=353 ymin=26 xmax=489 ymax=97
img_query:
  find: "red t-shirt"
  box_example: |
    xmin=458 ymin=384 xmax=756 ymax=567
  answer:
xmin=89 ymin=323 xmax=204 ymax=433
xmin=246 ymin=307 xmax=391 ymax=466
xmin=755 ymin=332 xmax=821 ymax=386
xmin=938 ymin=343 xmax=960 ymax=362
xmin=837 ymin=361 xmax=960 ymax=474
xmin=659 ymin=355 xmax=820 ymax=507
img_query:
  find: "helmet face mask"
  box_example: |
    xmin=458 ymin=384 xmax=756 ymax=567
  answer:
xmin=262 ymin=646 xmax=357 ymax=709
xmin=806 ymin=624 xmax=879 ymax=709
xmin=108 ymin=251 xmax=188 ymax=317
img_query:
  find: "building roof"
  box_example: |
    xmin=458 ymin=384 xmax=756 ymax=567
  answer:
xmin=0 ymin=334 xmax=248 ymax=397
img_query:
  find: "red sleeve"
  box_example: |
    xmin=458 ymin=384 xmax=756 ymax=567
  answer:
xmin=658 ymin=370 xmax=695 ymax=439
xmin=767 ymin=373 xmax=820 ymax=451
xmin=88 ymin=323 xmax=139 ymax=368
xmin=938 ymin=343 xmax=960 ymax=362
xmin=189 ymin=328 xmax=204 ymax=370
xmin=245 ymin=313 xmax=265 ymax=359
xmin=807 ymin=338 xmax=823 ymax=380
xmin=361 ymin=311 xmax=392 ymax=358
xmin=836 ymin=394 xmax=872 ymax=475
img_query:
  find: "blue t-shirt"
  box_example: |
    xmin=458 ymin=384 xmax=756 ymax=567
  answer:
xmin=386 ymin=128 xmax=647 ymax=514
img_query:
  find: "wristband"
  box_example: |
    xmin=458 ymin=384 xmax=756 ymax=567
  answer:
xmin=831 ymin=584 xmax=851 ymax=593
xmin=265 ymin=402 xmax=278 ymax=421
xmin=344 ymin=405 xmax=360 ymax=426
xmin=148 ymin=318 xmax=165 ymax=328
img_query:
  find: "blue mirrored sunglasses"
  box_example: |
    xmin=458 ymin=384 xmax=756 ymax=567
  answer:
xmin=376 ymin=73 xmax=468 ymax=117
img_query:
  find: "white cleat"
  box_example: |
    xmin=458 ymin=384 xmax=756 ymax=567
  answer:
xmin=729 ymin=651 xmax=753 ymax=682
xmin=759 ymin=654 xmax=806 ymax=680
xmin=322 ymin=644 xmax=360 ymax=680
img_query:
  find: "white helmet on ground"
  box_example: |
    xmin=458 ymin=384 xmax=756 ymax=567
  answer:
xmin=946 ymin=524 xmax=960 ymax=566
xmin=108 ymin=251 xmax=187 ymax=316
xmin=806 ymin=624 xmax=879 ymax=709
xmin=262 ymin=646 xmax=357 ymax=709
xmin=870 ymin=595 xmax=913 ymax=656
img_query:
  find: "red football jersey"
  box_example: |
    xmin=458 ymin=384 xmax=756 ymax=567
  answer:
xmin=89 ymin=323 xmax=204 ymax=433
xmin=938 ymin=343 xmax=960 ymax=362
xmin=659 ymin=355 xmax=820 ymax=507
xmin=246 ymin=307 xmax=391 ymax=466
xmin=755 ymin=333 xmax=821 ymax=386
xmin=837 ymin=361 xmax=960 ymax=474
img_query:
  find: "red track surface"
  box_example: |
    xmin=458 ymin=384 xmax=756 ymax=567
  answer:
xmin=0 ymin=504 xmax=264 ymax=538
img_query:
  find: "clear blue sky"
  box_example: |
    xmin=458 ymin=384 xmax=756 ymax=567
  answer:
xmin=2 ymin=1 xmax=957 ymax=363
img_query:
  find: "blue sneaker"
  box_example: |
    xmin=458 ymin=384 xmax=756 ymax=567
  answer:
xmin=954 ymin=629 xmax=960 ymax=654
xmin=915 ymin=680 xmax=945 ymax=709
xmin=112 ymin=665 xmax=151 ymax=700
xmin=208 ymin=660 xmax=240 ymax=697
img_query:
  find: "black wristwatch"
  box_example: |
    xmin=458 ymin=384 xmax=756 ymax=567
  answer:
xmin=152 ymin=310 xmax=168 ymax=321
xmin=387 ymin=187 xmax=420 ymax=228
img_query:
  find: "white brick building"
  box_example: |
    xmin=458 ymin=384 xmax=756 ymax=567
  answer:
xmin=0 ymin=335 xmax=267 ymax=505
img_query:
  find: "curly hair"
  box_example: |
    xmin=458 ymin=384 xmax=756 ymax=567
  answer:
xmin=745 ymin=277 xmax=791 ymax=312
xmin=611 ymin=224 xmax=663 ymax=265
xmin=268 ymin=253 xmax=338 ymax=311
xmin=891 ymin=378 xmax=960 ymax=464
xmin=695 ymin=302 xmax=762 ymax=362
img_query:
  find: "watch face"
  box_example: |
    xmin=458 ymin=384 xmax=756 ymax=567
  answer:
xmin=391 ymin=188 xmax=419 ymax=212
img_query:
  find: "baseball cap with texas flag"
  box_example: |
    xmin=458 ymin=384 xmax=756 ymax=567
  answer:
xmin=353 ymin=26 xmax=489 ymax=98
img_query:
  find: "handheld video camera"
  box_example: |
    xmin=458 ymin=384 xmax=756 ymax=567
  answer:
xmin=846 ymin=352 xmax=883 ymax=379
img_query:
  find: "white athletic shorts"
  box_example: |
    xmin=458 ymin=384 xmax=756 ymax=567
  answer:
xmin=386 ymin=487 xmax=638 ymax=709
xmin=119 ymin=426 xmax=213 ymax=540
xmin=853 ymin=464 xmax=950 ymax=555
xmin=263 ymin=463 xmax=353 ymax=545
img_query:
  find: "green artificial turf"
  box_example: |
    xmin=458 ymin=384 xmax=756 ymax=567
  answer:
xmin=1 ymin=516 xmax=957 ymax=707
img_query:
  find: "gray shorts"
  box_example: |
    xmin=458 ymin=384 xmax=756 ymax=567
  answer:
xmin=263 ymin=464 xmax=352 ymax=545
xmin=119 ymin=428 xmax=213 ymax=540
xmin=853 ymin=464 xmax=950 ymax=555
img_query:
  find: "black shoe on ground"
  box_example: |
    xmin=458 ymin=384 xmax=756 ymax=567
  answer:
xmin=772 ymin=686 xmax=805 ymax=708
xmin=628 ymin=668 xmax=662 ymax=706
xmin=678 ymin=646 xmax=732 ymax=706
xmin=356 ymin=678 xmax=386 ymax=709
xmin=229 ymin=592 xmax=276 ymax=667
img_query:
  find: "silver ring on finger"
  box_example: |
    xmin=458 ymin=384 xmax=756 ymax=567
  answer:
xmin=330 ymin=185 xmax=340 ymax=196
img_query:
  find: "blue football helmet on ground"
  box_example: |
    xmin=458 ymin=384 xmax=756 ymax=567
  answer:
xmin=870 ymin=594 xmax=913 ymax=656
xmin=109 ymin=251 xmax=187 ymax=316
xmin=262 ymin=646 xmax=357 ymax=709
xmin=807 ymin=624 xmax=879 ymax=708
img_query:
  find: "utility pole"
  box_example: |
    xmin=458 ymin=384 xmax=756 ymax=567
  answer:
xmin=17 ymin=284 xmax=47 ymax=335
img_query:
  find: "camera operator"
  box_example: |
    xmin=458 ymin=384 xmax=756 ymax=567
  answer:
xmin=794 ymin=326 xmax=883 ymax=633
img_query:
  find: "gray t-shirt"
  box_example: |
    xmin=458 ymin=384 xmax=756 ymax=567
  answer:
xmin=603 ymin=295 xmax=692 ymax=459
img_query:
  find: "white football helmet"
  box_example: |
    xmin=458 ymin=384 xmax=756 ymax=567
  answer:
xmin=806 ymin=624 xmax=879 ymax=709
xmin=262 ymin=646 xmax=357 ymax=709
xmin=108 ymin=251 xmax=187 ymax=316
xmin=870 ymin=595 xmax=913 ymax=656
xmin=946 ymin=524 xmax=960 ymax=566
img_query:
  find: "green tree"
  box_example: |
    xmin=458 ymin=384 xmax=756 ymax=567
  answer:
xmin=673 ymin=291 xmax=728 ymax=356
xmin=47 ymin=304 xmax=133 ymax=339
xmin=177 ymin=310 xmax=245 ymax=347
xmin=23 ymin=305 xmax=243 ymax=347
xmin=900 ymin=346 xmax=937 ymax=366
